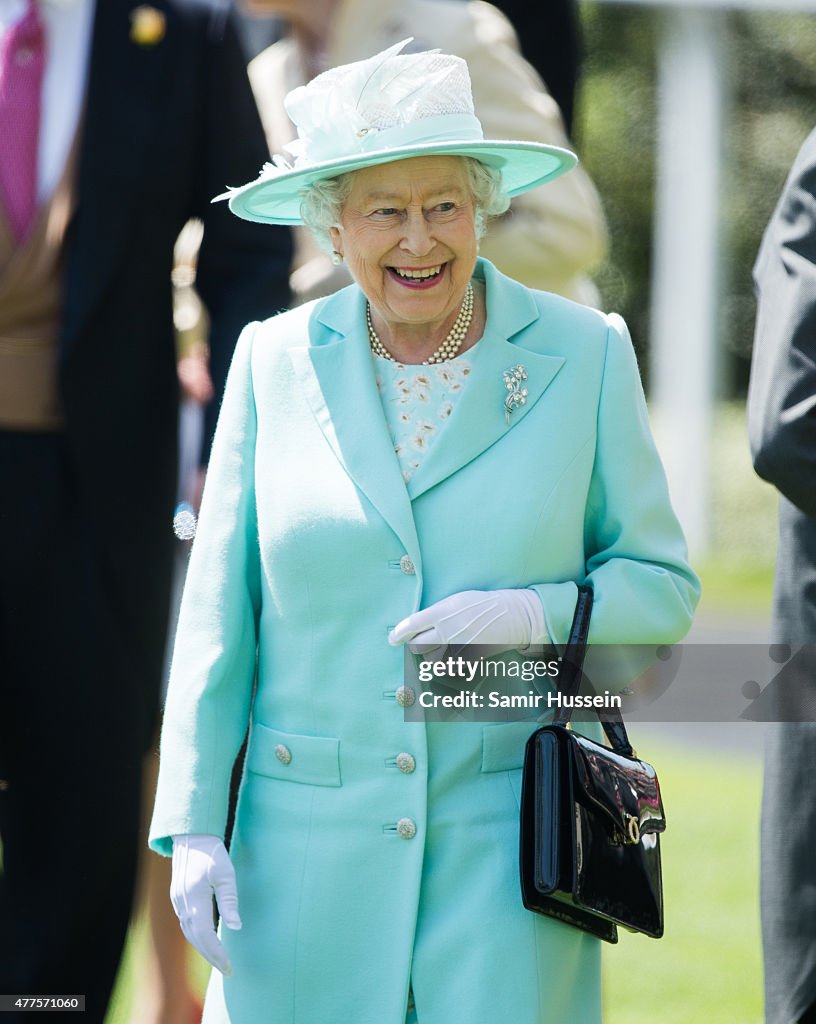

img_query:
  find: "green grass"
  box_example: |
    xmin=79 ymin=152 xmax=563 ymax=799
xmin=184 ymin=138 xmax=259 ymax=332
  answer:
xmin=708 ymin=404 xmax=778 ymax=560
xmin=603 ymin=738 xmax=763 ymax=1024
xmin=104 ymin=927 xmax=138 ymax=1024
xmin=695 ymin=401 xmax=777 ymax=615
xmin=696 ymin=557 xmax=775 ymax=614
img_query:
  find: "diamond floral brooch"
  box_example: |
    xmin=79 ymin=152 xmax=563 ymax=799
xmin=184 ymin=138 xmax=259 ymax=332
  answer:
xmin=503 ymin=364 xmax=528 ymax=424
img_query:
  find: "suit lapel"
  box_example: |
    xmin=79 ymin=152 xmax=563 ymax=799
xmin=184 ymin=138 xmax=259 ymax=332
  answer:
xmin=406 ymin=261 xmax=565 ymax=500
xmin=287 ymin=287 xmax=421 ymax=558
xmin=62 ymin=0 xmax=174 ymax=354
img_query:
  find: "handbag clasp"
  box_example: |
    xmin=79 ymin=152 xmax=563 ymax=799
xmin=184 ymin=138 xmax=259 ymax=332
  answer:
xmin=610 ymin=813 xmax=641 ymax=846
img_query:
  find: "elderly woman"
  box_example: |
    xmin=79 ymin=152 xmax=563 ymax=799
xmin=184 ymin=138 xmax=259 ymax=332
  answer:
xmin=150 ymin=41 xmax=699 ymax=1024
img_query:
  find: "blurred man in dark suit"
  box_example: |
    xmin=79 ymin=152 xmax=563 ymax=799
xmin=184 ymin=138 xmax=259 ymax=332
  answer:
xmin=482 ymin=0 xmax=581 ymax=135
xmin=0 ymin=2 xmax=291 ymax=1020
xmin=749 ymin=127 xmax=816 ymax=1024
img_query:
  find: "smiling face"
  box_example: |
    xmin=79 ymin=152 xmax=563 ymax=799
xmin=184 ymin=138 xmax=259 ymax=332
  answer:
xmin=328 ymin=156 xmax=479 ymax=348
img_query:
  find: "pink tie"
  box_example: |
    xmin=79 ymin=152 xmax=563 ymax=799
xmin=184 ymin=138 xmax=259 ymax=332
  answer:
xmin=0 ymin=0 xmax=45 ymax=242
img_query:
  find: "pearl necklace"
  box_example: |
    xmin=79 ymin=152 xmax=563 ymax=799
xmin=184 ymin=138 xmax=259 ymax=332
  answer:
xmin=367 ymin=283 xmax=474 ymax=365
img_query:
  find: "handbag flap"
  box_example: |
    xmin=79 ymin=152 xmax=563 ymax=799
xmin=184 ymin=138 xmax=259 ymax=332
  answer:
xmin=569 ymin=733 xmax=666 ymax=842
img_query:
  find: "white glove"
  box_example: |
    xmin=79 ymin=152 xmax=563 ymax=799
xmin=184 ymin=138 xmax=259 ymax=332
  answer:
xmin=388 ymin=589 xmax=548 ymax=655
xmin=170 ymin=833 xmax=242 ymax=975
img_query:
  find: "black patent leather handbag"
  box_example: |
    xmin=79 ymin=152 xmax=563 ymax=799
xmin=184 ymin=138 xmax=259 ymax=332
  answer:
xmin=519 ymin=586 xmax=666 ymax=943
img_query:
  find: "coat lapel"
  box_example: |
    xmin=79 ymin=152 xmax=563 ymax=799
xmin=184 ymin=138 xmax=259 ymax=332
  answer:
xmin=406 ymin=260 xmax=566 ymax=500
xmin=287 ymin=287 xmax=421 ymax=559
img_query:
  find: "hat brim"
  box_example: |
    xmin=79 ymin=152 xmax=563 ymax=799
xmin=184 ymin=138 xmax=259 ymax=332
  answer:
xmin=221 ymin=140 xmax=577 ymax=226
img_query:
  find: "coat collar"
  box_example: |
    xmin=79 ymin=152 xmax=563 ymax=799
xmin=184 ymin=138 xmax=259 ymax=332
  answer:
xmin=287 ymin=259 xmax=566 ymax=553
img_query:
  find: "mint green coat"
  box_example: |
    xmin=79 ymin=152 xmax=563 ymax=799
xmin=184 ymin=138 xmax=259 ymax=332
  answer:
xmin=150 ymin=259 xmax=699 ymax=1023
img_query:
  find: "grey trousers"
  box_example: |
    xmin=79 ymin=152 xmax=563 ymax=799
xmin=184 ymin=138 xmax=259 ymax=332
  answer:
xmin=762 ymin=722 xmax=816 ymax=1023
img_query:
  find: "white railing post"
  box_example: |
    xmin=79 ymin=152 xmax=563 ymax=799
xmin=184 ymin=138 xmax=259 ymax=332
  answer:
xmin=649 ymin=6 xmax=725 ymax=557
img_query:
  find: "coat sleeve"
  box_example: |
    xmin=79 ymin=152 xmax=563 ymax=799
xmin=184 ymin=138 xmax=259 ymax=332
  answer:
xmin=461 ymin=1 xmax=608 ymax=302
xmin=149 ymin=322 xmax=262 ymax=856
xmin=529 ymin=314 xmax=700 ymax=645
xmin=747 ymin=128 xmax=816 ymax=519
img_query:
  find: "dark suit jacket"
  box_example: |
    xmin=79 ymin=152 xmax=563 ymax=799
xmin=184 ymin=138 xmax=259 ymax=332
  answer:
xmin=749 ymin=126 xmax=816 ymax=635
xmin=57 ymin=0 xmax=292 ymax=745
xmin=748 ymin=127 xmax=816 ymax=1024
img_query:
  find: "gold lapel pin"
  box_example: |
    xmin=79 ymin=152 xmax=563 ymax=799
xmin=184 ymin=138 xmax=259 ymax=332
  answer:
xmin=129 ymin=5 xmax=167 ymax=46
xmin=503 ymin=364 xmax=528 ymax=424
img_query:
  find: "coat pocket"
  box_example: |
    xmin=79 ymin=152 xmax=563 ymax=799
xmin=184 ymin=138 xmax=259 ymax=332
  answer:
xmin=480 ymin=721 xmax=542 ymax=774
xmin=481 ymin=721 xmax=544 ymax=812
xmin=246 ymin=722 xmax=342 ymax=787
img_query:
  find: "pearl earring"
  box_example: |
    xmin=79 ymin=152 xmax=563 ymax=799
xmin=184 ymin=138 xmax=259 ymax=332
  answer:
xmin=331 ymin=251 xmax=344 ymax=266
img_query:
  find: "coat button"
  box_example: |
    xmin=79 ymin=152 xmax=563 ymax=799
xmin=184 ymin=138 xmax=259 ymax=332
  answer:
xmin=399 ymin=555 xmax=416 ymax=575
xmin=396 ymin=752 xmax=416 ymax=774
xmin=274 ymin=743 xmax=292 ymax=765
xmin=396 ymin=817 xmax=417 ymax=839
xmin=395 ymin=685 xmax=416 ymax=707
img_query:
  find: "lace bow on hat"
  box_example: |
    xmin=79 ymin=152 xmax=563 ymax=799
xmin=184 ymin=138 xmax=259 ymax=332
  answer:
xmin=279 ymin=39 xmax=484 ymax=169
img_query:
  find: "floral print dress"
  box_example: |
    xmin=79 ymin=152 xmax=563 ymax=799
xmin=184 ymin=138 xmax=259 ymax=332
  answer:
xmin=373 ymin=345 xmax=480 ymax=482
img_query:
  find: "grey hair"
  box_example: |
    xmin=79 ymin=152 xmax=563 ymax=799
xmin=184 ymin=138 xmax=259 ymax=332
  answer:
xmin=299 ymin=157 xmax=511 ymax=252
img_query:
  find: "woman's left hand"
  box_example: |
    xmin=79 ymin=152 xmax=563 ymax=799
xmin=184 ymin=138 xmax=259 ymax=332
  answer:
xmin=388 ymin=589 xmax=547 ymax=655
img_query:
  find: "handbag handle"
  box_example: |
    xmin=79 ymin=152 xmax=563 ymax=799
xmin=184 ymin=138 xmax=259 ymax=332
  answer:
xmin=551 ymin=585 xmax=635 ymax=758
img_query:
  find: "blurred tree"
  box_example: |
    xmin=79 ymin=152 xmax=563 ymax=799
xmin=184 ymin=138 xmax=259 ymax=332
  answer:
xmin=578 ymin=5 xmax=658 ymax=367
xmin=577 ymin=3 xmax=816 ymax=395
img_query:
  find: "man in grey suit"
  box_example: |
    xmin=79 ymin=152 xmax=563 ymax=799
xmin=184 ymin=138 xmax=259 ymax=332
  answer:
xmin=749 ymin=127 xmax=816 ymax=1024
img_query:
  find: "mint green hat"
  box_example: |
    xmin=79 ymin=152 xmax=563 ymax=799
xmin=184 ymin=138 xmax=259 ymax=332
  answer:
xmin=216 ymin=39 xmax=577 ymax=226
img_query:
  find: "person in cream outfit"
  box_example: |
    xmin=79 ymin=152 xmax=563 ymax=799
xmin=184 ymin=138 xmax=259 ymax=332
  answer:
xmin=243 ymin=0 xmax=608 ymax=305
